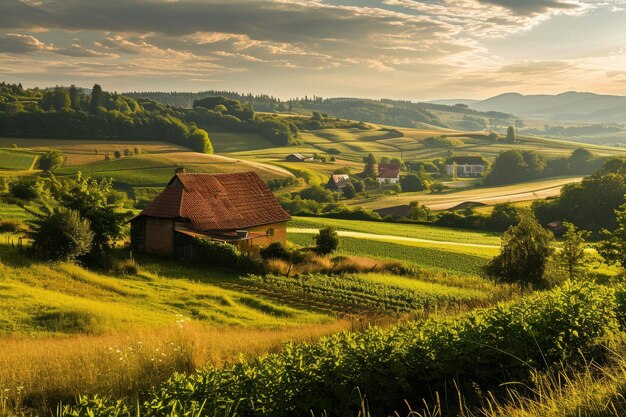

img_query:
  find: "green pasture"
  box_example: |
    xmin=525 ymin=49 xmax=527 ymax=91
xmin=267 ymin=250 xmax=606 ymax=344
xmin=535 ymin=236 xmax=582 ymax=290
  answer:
xmin=0 ymin=148 xmax=38 ymax=170
xmin=290 ymin=216 xmax=501 ymax=245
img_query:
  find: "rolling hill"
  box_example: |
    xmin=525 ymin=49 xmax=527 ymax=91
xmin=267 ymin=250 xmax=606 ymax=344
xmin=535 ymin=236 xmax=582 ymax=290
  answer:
xmin=469 ymin=91 xmax=626 ymax=122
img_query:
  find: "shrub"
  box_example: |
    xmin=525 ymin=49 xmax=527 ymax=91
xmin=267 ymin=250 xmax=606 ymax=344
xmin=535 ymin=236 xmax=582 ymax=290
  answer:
xmin=260 ymin=242 xmax=291 ymax=261
xmin=400 ymin=173 xmax=426 ymax=192
xmin=113 ymin=259 xmax=139 ymax=276
xmin=29 ymin=207 xmax=94 ymax=262
xmin=113 ymin=151 xmax=121 ymax=159
xmin=194 ymin=238 xmax=242 ymax=266
xmin=314 ymin=227 xmax=339 ymax=254
xmin=9 ymin=178 xmax=39 ymax=201
xmin=342 ymin=183 xmax=356 ymax=199
xmin=485 ymin=214 xmax=554 ymax=288
xmin=38 ymin=150 xmax=65 ymax=172
xmin=0 ymin=219 xmax=24 ymax=233
xmin=485 ymin=202 xmax=520 ymax=232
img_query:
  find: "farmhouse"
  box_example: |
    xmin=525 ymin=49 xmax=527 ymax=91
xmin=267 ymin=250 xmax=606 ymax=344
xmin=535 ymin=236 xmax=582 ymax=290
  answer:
xmin=445 ymin=156 xmax=487 ymax=178
xmin=130 ymin=170 xmax=291 ymax=258
xmin=285 ymin=153 xmax=312 ymax=162
xmin=325 ymin=174 xmax=351 ymax=191
xmin=377 ymin=163 xmax=400 ymax=184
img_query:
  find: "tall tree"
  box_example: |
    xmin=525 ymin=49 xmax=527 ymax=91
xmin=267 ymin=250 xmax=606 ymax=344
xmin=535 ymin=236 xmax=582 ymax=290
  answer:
xmin=69 ymin=85 xmax=81 ymax=110
xmin=557 ymin=222 xmax=589 ymax=280
xmin=89 ymin=84 xmax=103 ymax=114
xmin=506 ymin=126 xmax=516 ymax=143
xmin=598 ymin=201 xmax=626 ymax=268
xmin=485 ymin=213 xmax=554 ymax=288
xmin=363 ymin=153 xmax=377 ymax=179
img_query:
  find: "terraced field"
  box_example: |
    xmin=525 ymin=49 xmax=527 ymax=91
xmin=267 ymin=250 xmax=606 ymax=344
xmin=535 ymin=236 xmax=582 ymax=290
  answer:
xmin=0 ymin=148 xmax=38 ymax=171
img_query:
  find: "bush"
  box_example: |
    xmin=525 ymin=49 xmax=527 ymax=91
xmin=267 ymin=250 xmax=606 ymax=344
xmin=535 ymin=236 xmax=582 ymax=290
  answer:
xmin=260 ymin=242 xmax=291 ymax=261
xmin=113 ymin=259 xmax=139 ymax=276
xmin=400 ymin=173 xmax=426 ymax=192
xmin=38 ymin=150 xmax=64 ymax=172
xmin=194 ymin=238 xmax=242 ymax=266
xmin=485 ymin=214 xmax=554 ymax=288
xmin=9 ymin=178 xmax=39 ymax=201
xmin=314 ymin=227 xmax=339 ymax=254
xmin=29 ymin=207 xmax=94 ymax=262
xmin=0 ymin=219 xmax=24 ymax=233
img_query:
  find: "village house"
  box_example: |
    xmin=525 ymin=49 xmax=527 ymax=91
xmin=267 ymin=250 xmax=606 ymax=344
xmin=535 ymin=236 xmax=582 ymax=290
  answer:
xmin=285 ymin=153 xmax=313 ymax=162
xmin=130 ymin=170 xmax=291 ymax=258
xmin=325 ymin=174 xmax=351 ymax=191
xmin=445 ymin=156 xmax=487 ymax=178
xmin=377 ymin=163 xmax=400 ymax=184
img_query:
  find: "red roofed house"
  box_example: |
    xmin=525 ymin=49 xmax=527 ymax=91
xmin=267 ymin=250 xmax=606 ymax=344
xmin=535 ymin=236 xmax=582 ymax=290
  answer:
xmin=130 ymin=170 xmax=291 ymax=258
xmin=377 ymin=164 xmax=400 ymax=184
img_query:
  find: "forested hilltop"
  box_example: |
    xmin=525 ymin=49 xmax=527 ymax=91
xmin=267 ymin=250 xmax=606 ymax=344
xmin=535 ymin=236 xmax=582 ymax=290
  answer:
xmin=0 ymin=82 xmax=300 ymax=152
xmin=126 ymin=91 xmax=447 ymax=128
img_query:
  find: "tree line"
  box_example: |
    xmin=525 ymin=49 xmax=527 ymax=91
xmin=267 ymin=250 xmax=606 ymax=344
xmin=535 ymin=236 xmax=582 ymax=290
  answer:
xmin=0 ymin=82 xmax=301 ymax=151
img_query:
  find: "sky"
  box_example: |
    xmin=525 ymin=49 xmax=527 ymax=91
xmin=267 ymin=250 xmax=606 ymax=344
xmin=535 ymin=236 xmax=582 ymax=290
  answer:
xmin=1 ymin=0 xmax=626 ymax=100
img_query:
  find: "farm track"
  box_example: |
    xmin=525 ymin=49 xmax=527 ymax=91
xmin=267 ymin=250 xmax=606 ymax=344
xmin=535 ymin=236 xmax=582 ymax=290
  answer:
xmin=287 ymin=228 xmax=500 ymax=249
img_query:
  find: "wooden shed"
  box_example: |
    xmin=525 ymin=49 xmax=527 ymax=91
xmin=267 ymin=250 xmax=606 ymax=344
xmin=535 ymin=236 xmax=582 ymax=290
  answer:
xmin=130 ymin=171 xmax=291 ymax=258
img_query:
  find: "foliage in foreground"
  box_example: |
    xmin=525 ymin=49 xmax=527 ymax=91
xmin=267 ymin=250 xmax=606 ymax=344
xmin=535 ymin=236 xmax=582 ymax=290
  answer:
xmin=63 ymin=281 xmax=622 ymax=417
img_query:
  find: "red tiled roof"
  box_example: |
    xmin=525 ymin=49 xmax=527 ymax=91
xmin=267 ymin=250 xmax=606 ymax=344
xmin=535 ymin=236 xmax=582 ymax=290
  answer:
xmin=141 ymin=172 xmax=291 ymax=231
xmin=377 ymin=163 xmax=400 ymax=178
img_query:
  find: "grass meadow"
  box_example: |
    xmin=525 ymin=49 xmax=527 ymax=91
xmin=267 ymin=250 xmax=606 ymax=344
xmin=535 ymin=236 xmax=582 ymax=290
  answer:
xmin=0 ymin=149 xmax=38 ymax=171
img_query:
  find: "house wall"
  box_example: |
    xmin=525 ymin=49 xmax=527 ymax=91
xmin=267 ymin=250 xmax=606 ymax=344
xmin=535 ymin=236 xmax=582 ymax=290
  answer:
xmin=144 ymin=217 xmax=175 ymax=256
xmin=236 ymin=221 xmax=288 ymax=253
xmin=378 ymin=177 xmax=399 ymax=184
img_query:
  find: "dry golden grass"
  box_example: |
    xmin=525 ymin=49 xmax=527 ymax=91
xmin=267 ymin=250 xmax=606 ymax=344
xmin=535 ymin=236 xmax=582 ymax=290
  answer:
xmin=0 ymin=320 xmax=350 ymax=415
xmin=265 ymin=254 xmax=407 ymax=276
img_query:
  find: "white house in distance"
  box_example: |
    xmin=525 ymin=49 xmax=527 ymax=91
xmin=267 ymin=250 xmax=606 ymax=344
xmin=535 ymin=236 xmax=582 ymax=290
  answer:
xmin=445 ymin=156 xmax=487 ymax=178
xmin=377 ymin=164 xmax=400 ymax=184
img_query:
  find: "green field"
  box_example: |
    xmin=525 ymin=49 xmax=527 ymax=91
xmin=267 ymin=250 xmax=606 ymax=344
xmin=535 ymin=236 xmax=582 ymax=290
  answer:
xmin=0 ymin=148 xmax=38 ymax=170
xmin=55 ymin=152 xmax=291 ymax=189
xmin=290 ymin=216 xmax=501 ymax=245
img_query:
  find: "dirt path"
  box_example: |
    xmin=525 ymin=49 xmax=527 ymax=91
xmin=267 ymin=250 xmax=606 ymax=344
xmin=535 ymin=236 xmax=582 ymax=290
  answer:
xmin=288 ymin=228 xmax=500 ymax=249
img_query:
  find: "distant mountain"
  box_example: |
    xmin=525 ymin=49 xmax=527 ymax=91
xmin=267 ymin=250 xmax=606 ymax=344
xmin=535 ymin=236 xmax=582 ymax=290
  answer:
xmin=468 ymin=91 xmax=626 ymax=122
xmin=426 ymin=99 xmax=479 ymax=106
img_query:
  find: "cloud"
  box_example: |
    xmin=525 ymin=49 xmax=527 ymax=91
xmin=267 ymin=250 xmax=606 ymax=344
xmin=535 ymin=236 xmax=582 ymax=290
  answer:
xmin=0 ymin=32 xmax=54 ymax=53
xmin=498 ymin=60 xmax=574 ymax=74
xmin=56 ymin=43 xmax=118 ymax=57
xmin=0 ymin=0 xmax=625 ymax=98
xmin=476 ymin=0 xmax=582 ymax=15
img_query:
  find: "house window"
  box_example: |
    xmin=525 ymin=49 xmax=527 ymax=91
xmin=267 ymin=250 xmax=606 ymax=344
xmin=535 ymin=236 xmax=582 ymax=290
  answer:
xmin=267 ymin=228 xmax=275 ymax=237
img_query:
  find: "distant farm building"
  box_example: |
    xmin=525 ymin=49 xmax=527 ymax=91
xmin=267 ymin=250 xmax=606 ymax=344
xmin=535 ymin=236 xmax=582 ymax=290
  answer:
xmin=547 ymin=221 xmax=567 ymax=237
xmin=445 ymin=156 xmax=487 ymax=178
xmin=377 ymin=164 xmax=400 ymax=184
xmin=326 ymin=174 xmax=351 ymax=191
xmin=285 ymin=153 xmax=312 ymax=162
xmin=130 ymin=170 xmax=291 ymax=258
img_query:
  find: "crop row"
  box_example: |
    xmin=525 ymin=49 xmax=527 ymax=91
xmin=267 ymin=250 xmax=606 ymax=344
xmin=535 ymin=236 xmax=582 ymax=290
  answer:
xmin=244 ymin=273 xmax=489 ymax=314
